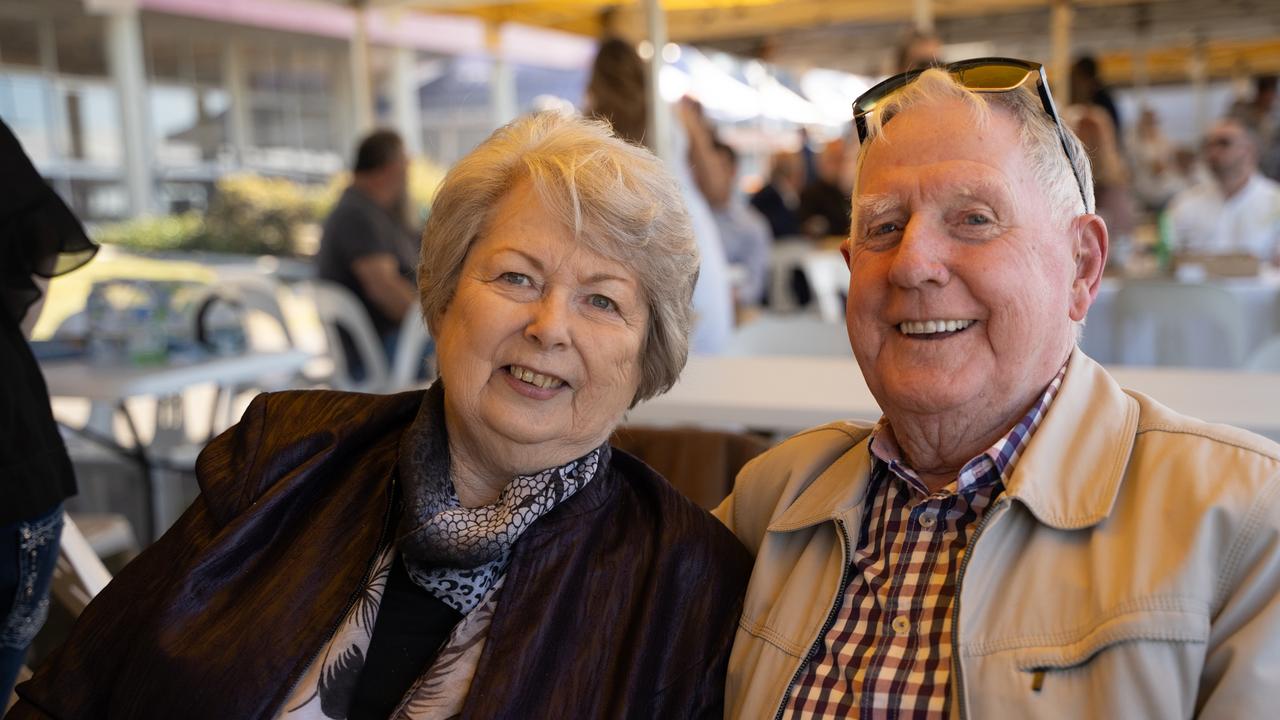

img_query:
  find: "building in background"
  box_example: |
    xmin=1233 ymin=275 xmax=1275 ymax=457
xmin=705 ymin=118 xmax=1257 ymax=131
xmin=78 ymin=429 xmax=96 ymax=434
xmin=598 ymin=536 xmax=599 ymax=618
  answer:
xmin=0 ymin=0 xmax=596 ymax=222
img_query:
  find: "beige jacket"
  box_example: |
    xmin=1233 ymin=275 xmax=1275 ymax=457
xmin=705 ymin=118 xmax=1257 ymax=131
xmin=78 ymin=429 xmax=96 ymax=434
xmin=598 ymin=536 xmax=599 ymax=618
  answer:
xmin=715 ymin=350 xmax=1280 ymax=719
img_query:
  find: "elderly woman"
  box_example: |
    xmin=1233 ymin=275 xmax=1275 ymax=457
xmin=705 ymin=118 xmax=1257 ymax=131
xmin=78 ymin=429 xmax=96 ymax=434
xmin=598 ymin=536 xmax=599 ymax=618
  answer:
xmin=10 ymin=113 xmax=751 ymax=719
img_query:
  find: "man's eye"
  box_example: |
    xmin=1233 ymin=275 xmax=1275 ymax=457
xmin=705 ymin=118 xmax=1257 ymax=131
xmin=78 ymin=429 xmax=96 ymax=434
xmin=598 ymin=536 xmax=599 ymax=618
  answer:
xmin=870 ymin=222 xmax=901 ymax=236
xmin=500 ymin=272 xmax=532 ymax=286
xmin=587 ymin=294 xmax=617 ymax=312
xmin=963 ymin=213 xmax=992 ymax=225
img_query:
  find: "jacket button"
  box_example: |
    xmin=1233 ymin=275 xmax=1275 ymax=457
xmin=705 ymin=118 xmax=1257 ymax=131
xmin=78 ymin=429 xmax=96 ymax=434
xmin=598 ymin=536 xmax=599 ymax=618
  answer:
xmin=918 ymin=511 xmax=936 ymax=528
xmin=891 ymin=615 xmax=911 ymax=635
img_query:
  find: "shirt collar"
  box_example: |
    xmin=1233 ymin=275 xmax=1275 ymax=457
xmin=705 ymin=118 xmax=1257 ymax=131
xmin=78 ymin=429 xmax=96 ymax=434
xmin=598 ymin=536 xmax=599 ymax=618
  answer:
xmin=868 ymin=361 xmax=1069 ymax=496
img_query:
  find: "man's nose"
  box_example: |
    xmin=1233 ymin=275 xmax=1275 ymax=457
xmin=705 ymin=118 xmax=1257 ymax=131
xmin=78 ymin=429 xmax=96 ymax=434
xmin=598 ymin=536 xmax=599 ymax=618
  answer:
xmin=887 ymin=217 xmax=951 ymax=288
xmin=525 ymin=293 xmax=572 ymax=349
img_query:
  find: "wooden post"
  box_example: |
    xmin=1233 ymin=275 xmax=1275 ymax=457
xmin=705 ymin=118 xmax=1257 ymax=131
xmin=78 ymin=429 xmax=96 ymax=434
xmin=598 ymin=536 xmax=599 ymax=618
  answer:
xmin=1050 ymin=0 xmax=1074 ymax=104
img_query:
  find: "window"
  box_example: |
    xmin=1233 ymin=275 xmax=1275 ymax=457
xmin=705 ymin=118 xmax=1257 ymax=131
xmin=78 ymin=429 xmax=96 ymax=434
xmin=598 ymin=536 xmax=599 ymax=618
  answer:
xmin=0 ymin=17 xmax=43 ymax=69
xmin=0 ymin=72 xmax=56 ymax=164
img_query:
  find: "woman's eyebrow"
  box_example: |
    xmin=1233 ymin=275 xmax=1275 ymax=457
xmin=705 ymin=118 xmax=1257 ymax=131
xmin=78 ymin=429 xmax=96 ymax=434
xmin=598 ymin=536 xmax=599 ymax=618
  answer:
xmin=492 ymin=246 xmax=545 ymax=271
xmin=581 ymin=271 xmax=636 ymax=287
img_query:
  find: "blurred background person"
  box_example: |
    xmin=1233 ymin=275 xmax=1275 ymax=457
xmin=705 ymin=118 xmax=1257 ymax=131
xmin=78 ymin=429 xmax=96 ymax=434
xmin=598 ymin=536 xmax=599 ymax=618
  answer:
xmin=798 ymin=139 xmax=853 ymax=239
xmin=1166 ymin=116 xmax=1280 ymax=263
xmin=896 ymin=29 xmax=942 ymax=72
xmin=0 ymin=119 xmax=97 ymax=701
xmin=706 ymin=139 xmax=771 ymax=308
xmin=1128 ymin=107 xmax=1184 ymax=212
xmin=750 ymin=151 xmax=804 ymax=240
xmin=1068 ymin=101 xmax=1137 ymax=257
xmin=585 ymin=38 xmax=734 ymax=354
xmin=1071 ymin=55 xmax=1123 ymax=139
xmin=317 ymin=129 xmax=420 ymax=369
xmin=1229 ymin=75 xmax=1280 ymax=181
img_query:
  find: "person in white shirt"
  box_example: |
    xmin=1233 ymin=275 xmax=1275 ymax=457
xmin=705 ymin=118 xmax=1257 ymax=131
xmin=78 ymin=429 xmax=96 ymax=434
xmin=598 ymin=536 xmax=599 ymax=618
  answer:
xmin=1166 ymin=117 xmax=1280 ymax=263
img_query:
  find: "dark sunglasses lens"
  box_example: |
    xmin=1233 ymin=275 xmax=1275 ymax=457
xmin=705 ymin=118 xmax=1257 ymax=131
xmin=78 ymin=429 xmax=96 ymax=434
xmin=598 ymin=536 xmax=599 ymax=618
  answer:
xmin=953 ymin=64 xmax=1033 ymax=90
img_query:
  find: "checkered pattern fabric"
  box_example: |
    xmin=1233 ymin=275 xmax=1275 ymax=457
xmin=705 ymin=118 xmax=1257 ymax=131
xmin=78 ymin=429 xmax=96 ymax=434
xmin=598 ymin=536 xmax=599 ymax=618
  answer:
xmin=781 ymin=364 xmax=1067 ymax=719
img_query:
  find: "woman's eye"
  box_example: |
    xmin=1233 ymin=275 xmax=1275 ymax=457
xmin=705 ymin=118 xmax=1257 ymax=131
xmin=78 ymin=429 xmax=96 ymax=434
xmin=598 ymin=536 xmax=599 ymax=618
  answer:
xmin=500 ymin=272 xmax=531 ymax=286
xmin=587 ymin=294 xmax=617 ymax=312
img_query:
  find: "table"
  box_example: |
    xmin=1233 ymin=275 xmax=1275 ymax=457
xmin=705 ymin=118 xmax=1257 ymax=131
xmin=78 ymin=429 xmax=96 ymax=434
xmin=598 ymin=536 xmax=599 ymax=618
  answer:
xmin=42 ymin=350 xmax=314 ymax=540
xmin=1059 ymin=273 xmax=1279 ymax=366
xmin=631 ymin=355 xmax=1280 ymax=440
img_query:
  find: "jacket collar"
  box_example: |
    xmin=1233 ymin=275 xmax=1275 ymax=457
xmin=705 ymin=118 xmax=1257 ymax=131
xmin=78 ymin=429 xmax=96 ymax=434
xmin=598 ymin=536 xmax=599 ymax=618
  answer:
xmin=768 ymin=349 xmax=1137 ymax=534
xmin=769 ymin=423 xmax=877 ymax=532
xmin=1001 ymin=348 xmax=1137 ymax=529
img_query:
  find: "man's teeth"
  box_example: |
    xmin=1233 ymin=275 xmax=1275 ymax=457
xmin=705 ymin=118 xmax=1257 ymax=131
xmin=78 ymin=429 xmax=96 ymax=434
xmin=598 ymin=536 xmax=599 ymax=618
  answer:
xmin=899 ymin=319 xmax=975 ymax=335
xmin=509 ymin=365 xmax=565 ymax=389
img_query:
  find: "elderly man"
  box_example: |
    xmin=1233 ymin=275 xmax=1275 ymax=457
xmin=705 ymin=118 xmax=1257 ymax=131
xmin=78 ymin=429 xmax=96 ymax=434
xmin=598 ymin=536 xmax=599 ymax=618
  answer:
xmin=716 ymin=60 xmax=1280 ymax=718
xmin=1166 ymin=117 xmax=1280 ymax=263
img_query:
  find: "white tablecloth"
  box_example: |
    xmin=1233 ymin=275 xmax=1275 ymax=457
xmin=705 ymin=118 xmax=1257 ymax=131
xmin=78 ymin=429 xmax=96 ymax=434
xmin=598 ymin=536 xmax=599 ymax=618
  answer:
xmin=1079 ymin=273 xmax=1280 ymax=366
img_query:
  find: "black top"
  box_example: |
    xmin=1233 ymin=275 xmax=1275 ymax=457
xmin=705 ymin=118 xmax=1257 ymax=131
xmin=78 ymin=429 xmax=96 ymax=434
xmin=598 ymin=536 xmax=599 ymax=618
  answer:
xmin=749 ymin=184 xmax=802 ymax=239
xmin=798 ymin=178 xmax=851 ymax=238
xmin=348 ymin=553 xmax=462 ymax=719
xmin=0 ymin=118 xmax=96 ymax=525
xmin=315 ymin=187 xmax=418 ymax=337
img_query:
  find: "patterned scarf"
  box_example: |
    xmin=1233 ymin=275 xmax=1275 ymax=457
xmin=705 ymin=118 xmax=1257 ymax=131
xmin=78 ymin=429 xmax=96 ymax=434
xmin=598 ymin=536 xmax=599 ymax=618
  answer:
xmin=396 ymin=381 xmax=607 ymax=614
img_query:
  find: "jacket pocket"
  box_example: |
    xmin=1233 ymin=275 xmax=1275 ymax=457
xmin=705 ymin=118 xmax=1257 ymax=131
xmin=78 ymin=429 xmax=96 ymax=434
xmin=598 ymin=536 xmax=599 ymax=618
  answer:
xmin=990 ymin=605 xmax=1209 ymax=715
xmin=1011 ymin=606 xmax=1209 ymax=674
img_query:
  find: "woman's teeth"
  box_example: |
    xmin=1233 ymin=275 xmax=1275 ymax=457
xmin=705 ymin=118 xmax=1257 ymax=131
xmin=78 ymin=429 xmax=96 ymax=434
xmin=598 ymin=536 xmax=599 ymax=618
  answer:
xmin=508 ymin=365 xmax=566 ymax=389
xmin=899 ymin=319 xmax=975 ymax=335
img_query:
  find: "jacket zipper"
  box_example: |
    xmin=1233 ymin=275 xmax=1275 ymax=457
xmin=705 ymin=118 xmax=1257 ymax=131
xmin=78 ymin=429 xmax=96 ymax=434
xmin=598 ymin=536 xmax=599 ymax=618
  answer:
xmin=772 ymin=517 xmax=853 ymax=720
xmin=275 ymin=476 xmax=398 ymax=716
xmin=950 ymin=498 xmax=1007 ymax=720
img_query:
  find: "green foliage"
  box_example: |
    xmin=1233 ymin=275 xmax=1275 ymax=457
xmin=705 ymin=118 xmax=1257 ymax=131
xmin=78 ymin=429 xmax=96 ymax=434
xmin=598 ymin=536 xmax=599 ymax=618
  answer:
xmin=95 ymin=212 xmax=205 ymax=252
xmin=98 ymin=159 xmax=447 ymax=257
xmin=198 ymin=173 xmax=329 ymax=256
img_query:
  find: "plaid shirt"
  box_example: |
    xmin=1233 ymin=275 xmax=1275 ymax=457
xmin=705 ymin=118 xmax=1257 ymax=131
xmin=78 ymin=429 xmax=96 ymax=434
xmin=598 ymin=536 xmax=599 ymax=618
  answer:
xmin=781 ymin=364 xmax=1067 ymax=719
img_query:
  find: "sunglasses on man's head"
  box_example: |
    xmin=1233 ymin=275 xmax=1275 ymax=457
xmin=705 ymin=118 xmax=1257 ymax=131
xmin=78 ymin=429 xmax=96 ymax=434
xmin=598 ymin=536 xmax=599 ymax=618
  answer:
xmin=851 ymin=57 xmax=1089 ymax=210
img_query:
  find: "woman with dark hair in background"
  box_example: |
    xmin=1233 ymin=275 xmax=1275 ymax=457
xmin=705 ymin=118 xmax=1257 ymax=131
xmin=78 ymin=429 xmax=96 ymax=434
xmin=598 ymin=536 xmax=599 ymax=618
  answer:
xmin=0 ymin=119 xmax=97 ymax=702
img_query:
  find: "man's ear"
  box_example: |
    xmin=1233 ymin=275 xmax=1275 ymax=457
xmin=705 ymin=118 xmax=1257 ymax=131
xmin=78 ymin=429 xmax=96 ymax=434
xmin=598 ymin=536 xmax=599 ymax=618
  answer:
xmin=1068 ymin=213 xmax=1108 ymax=323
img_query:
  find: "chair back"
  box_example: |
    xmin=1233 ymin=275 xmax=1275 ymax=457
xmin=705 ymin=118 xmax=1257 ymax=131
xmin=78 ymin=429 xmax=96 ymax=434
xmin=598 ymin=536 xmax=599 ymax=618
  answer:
xmin=610 ymin=426 xmax=770 ymax=510
xmin=800 ymin=251 xmax=850 ymax=323
xmin=302 ymin=280 xmax=389 ymax=392
xmin=1113 ymin=281 xmax=1247 ymax=368
xmin=389 ymin=310 xmax=435 ymax=390
xmin=220 ymin=274 xmax=296 ymax=350
xmin=726 ymin=314 xmax=852 ymax=357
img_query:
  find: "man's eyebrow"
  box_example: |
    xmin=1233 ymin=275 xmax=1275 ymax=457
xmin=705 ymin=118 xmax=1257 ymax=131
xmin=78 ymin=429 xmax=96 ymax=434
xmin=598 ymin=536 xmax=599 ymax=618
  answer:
xmin=950 ymin=179 xmax=1015 ymax=203
xmin=854 ymin=193 xmax=898 ymax=218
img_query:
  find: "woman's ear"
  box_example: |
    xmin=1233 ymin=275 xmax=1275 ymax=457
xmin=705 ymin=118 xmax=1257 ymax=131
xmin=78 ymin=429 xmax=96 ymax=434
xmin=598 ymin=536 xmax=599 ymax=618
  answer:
xmin=1068 ymin=213 xmax=1108 ymax=323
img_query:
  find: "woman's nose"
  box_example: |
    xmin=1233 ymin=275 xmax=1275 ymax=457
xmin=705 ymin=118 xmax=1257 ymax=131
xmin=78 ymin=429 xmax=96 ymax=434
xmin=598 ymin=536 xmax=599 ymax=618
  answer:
xmin=886 ymin=218 xmax=951 ymax=289
xmin=524 ymin=295 xmax=572 ymax=349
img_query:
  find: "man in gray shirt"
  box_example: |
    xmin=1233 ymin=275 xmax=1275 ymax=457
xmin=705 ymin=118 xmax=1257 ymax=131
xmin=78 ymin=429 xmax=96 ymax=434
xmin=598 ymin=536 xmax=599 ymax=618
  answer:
xmin=317 ymin=129 xmax=419 ymax=362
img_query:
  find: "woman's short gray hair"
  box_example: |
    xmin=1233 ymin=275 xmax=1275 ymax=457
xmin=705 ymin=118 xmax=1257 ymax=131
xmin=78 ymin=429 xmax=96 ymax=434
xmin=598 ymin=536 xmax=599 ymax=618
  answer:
xmin=855 ymin=68 xmax=1096 ymax=221
xmin=419 ymin=111 xmax=699 ymax=405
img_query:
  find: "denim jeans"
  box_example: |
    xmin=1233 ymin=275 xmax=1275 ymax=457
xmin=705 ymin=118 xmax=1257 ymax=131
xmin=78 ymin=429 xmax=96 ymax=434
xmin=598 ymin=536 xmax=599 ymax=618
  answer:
xmin=0 ymin=504 xmax=63 ymax=701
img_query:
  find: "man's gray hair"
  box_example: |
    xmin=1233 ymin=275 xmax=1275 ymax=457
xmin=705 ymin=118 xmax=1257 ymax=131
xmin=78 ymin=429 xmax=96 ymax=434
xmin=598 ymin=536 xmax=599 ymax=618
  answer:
xmin=419 ymin=111 xmax=700 ymax=405
xmin=855 ymin=68 xmax=1096 ymax=221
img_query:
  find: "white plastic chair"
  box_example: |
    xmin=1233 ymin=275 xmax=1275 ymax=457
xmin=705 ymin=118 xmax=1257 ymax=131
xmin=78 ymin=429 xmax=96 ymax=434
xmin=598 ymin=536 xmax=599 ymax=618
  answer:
xmin=389 ymin=310 xmax=435 ymax=390
xmin=1246 ymin=336 xmax=1280 ymax=371
xmin=800 ymin=251 xmax=851 ymax=324
xmin=303 ymin=280 xmax=389 ymax=393
xmin=1113 ymin=281 xmax=1248 ymax=368
xmin=726 ymin=314 xmax=852 ymax=358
